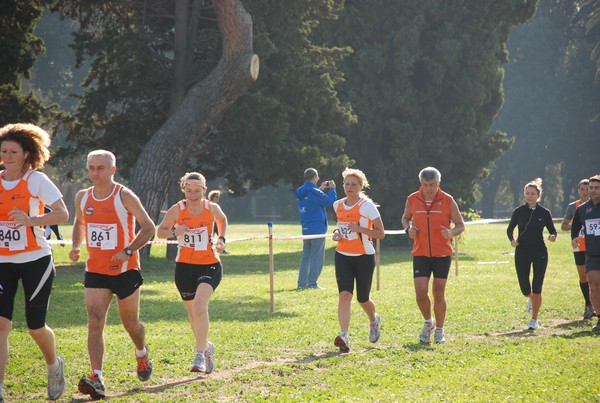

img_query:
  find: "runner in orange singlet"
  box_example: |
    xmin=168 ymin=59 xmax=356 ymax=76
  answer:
xmin=70 ymin=150 xmax=155 ymax=399
xmin=402 ymin=167 xmax=465 ymax=344
xmin=331 ymin=168 xmax=385 ymax=352
xmin=0 ymin=123 xmax=69 ymax=402
xmin=157 ymin=172 xmax=227 ymax=374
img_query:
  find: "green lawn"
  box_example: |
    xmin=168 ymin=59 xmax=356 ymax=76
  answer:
xmin=4 ymin=222 xmax=600 ymax=402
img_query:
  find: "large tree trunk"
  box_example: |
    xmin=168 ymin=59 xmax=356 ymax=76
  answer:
xmin=129 ymin=0 xmax=259 ymax=255
xmin=480 ymin=160 xmax=505 ymax=218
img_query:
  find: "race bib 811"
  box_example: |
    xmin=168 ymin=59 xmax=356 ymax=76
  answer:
xmin=179 ymin=226 xmax=209 ymax=250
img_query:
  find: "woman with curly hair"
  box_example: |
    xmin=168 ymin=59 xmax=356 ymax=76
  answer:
xmin=0 ymin=123 xmax=69 ymax=401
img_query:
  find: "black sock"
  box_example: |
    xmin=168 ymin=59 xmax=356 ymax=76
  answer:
xmin=580 ymin=282 xmax=591 ymax=306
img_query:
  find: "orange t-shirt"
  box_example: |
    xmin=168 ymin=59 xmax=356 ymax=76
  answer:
xmin=81 ymin=184 xmax=140 ymax=275
xmin=175 ymin=199 xmax=220 ymax=265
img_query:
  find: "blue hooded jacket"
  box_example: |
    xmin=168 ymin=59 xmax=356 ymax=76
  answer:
xmin=295 ymin=181 xmax=337 ymax=235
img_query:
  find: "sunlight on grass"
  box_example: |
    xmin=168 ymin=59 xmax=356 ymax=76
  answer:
xmin=4 ymin=223 xmax=600 ymax=402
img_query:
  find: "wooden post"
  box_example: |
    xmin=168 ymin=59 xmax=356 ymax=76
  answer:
xmin=376 ymin=238 xmax=381 ymax=290
xmin=268 ymin=222 xmax=275 ymax=312
xmin=454 ymin=237 xmax=459 ymax=276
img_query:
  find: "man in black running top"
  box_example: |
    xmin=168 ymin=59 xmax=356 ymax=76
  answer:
xmin=571 ymin=174 xmax=600 ymax=331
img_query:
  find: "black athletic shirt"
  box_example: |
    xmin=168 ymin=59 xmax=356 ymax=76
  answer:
xmin=572 ymin=199 xmax=600 ymax=256
xmin=506 ymin=204 xmax=557 ymax=249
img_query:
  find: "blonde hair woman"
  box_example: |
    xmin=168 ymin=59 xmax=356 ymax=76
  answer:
xmin=331 ymin=168 xmax=385 ymax=352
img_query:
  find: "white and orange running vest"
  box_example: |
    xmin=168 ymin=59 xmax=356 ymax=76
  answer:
xmin=335 ymin=198 xmax=375 ymax=256
xmin=175 ymin=199 xmax=220 ymax=265
xmin=0 ymin=170 xmax=46 ymax=256
xmin=81 ymin=184 xmax=140 ymax=275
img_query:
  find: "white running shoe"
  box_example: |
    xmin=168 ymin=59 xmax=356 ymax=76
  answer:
xmin=526 ymin=297 xmax=533 ymax=314
xmin=369 ymin=314 xmax=381 ymax=343
xmin=204 ymin=341 xmax=215 ymax=374
xmin=434 ymin=328 xmax=446 ymax=344
xmin=528 ymin=318 xmax=539 ymax=330
xmin=418 ymin=320 xmax=435 ymax=344
xmin=334 ymin=333 xmax=350 ymax=352
xmin=191 ymin=351 xmax=206 ymax=373
xmin=47 ymin=354 xmax=66 ymax=401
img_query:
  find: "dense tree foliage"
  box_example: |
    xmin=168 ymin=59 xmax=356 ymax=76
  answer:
xmin=581 ymin=0 xmax=600 ymax=80
xmin=45 ymin=0 xmax=353 ymax=192
xmin=0 ymin=1 xmax=45 ymax=125
xmin=325 ymin=0 xmax=537 ymax=223
xmin=23 ymin=1 xmax=549 ymax=226
xmin=482 ymin=0 xmax=600 ymax=216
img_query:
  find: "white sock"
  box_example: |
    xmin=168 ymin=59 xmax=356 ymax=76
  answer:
xmin=435 ymin=326 xmax=444 ymax=331
xmin=136 ymin=346 xmax=147 ymax=358
xmin=425 ymin=318 xmax=433 ymax=324
xmin=47 ymin=359 xmax=60 ymax=373
xmin=341 ymin=330 xmax=348 ymax=337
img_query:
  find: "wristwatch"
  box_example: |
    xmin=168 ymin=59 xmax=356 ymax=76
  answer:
xmin=124 ymin=247 xmax=133 ymax=257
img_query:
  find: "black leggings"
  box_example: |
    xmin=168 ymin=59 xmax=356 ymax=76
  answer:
xmin=334 ymin=252 xmax=375 ymax=303
xmin=514 ymin=247 xmax=548 ymax=295
xmin=0 ymin=255 xmax=55 ymax=329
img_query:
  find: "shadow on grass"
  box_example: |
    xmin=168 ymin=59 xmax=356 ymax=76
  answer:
xmin=552 ymin=319 xmax=599 ymax=339
xmin=492 ymin=329 xmax=540 ymax=338
xmin=107 ymin=375 xmax=209 ymax=401
xmin=70 ymin=375 xmax=209 ymax=402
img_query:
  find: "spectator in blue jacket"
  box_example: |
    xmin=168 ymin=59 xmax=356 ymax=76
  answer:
xmin=295 ymin=168 xmax=337 ymax=289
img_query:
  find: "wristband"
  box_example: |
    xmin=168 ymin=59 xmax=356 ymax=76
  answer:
xmin=218 ymin=236 xmax=226 ymax=243
xmin=172 ymin=228 xmax=176 ymax=237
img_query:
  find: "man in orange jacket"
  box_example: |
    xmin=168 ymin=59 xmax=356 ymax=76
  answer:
xmin=402 ymin=167 xmax=465 ymax=344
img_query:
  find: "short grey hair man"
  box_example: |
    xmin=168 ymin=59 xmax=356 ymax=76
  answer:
xmin=304 ymin=168 xmax=318 ymax=181
xmin=87 ymin=149 xmax=116 ymax=168
xmin=418 ymin=167 xmax=441 ymax=183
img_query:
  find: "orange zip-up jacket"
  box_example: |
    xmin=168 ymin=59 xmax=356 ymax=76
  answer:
xmin=407 ymin=188 xmax=454 ymax=257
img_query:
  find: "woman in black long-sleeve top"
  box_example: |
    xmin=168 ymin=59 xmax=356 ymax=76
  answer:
xmin=506 ymin=179 xmax=557 ymax=331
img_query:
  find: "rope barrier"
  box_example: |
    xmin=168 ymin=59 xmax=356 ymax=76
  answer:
xmin=48 ymin=218 xmax=517 ymax=311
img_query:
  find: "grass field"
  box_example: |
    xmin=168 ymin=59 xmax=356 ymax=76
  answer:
xmin=4 ymin=222 xmax=600 ymax=402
